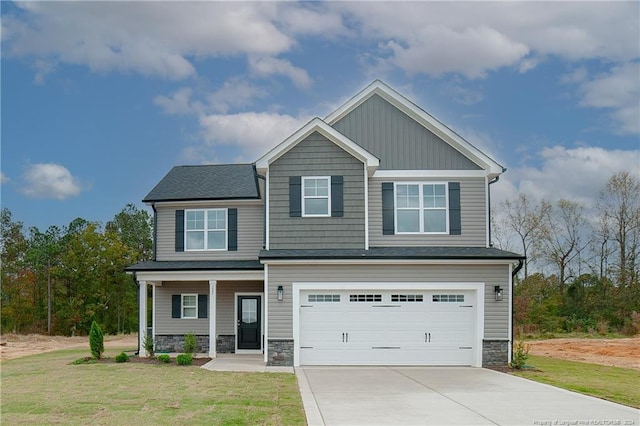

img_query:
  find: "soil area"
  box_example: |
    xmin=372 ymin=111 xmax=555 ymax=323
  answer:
xmin=526 ymin=336 xmax=640 ymax=370
xmin=0 ymin=333 xmax=139 ymax=361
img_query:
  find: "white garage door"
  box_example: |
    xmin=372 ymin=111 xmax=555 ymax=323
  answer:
xmin=299 ymin=289 xmax=476 ymax=366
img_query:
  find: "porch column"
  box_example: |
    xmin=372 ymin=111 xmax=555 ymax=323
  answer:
xmin=138 ymin=280 xmax=147 ymax=357
xmin=209 ymin=280 xmax=217 ymax=358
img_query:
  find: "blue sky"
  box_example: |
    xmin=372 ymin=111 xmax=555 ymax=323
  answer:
xmin=2 ymin=1 xmax=639 ymax=231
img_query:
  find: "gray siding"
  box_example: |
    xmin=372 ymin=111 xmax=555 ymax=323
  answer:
xmin=267 ymin=264 xmax=509 ymax=340
xmin=369 ymin=177 xmax=487 ymax=246
xmin=269 ymin=132 xmax=366 ymax=249
xmin=155 ymin=281 xmax=209 ymax=335
xmin=215 ymin=281 xmax=264 ymax=335
xmin=155 ymin=202 xmax=263 ymax=261
xmin=333 ymin=94 xmax=482 ymax=170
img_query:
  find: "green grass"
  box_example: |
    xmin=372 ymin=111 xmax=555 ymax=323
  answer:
xmin=1 ymin=346 xmax=306 ymax=425
xmin=513 ymin=355 xmax=640 ymax=408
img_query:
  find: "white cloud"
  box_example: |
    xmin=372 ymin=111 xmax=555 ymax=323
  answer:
xmin=248 ymin=56 xmax=313 ymax=89
xmin=1 ymin=172 xmax=9 ymax=184
xmin=578 ymin=62 xmax=640 ymax=134
xmin=21 ymin=163 xmax=84 ymax=200
xmin=154 ymin=87 xmax=202 ymax=116
xmin=493 ymin=146 xmax=640 ymax=208
xmin=207 ymin=79 xmax=268 ymax=114
xmin=198 ymin=112 xmax=311 ymax=159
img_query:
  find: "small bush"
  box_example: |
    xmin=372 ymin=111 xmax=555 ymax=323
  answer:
xmin=72 ymin=357 xmax=97 ymax=365
xmin=183 ymin=333 xmax=197 ymax=354
xmin=157 ymin=354 xmax=171 ymax=363
xmin=176 ymin=353 xmax=193 ymax=366
xmin=510 ymin=341 xmax=530 ymax=369
xmin=143 ymin=333 xmax=155 ymax=358
xmin=115 ymin=352 xmax=130 ymax=363
xmin=89 ymin=321 xmax=104 ymax=359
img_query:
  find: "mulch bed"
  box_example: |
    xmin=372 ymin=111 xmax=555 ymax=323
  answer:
xmin=73 ymin=355 xmax=212 ymax=366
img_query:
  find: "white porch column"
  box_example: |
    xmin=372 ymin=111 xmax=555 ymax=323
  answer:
xmin=138 ymin=280 xmax=148 ymax=357
xmin=209 ymin=280 xmax=217 ymax=358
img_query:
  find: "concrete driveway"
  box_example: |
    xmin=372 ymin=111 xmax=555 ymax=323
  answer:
xmin=297 ymin=367 xmax=640 ymax=426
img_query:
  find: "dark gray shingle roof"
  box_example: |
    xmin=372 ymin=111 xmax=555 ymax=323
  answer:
xmin=143 ymin=164 xmax=259 ymax=202
xmin=126 ymin=260 xmax=263 ymax=272
xmin=260 ymin=247 xmax=524 ymax=260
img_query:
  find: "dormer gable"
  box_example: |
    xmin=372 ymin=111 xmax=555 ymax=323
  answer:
xmin=255 ymin=117 xmax=379 ymax=176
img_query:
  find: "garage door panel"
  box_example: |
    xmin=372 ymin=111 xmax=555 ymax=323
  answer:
xmin=299 ymin=289 xmax=477 ymax=366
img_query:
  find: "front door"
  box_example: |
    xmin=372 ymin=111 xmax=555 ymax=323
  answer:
xmin=237 ymin=295 xmax=261 ymax=350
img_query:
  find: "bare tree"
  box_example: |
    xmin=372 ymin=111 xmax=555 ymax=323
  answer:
xmin=598 ymin=171 xmax=640 ymax=287
xmin=500 ymin=194 xmax=550 ymax=278
xmin=538 ymin=199 xmax=590 ymax=285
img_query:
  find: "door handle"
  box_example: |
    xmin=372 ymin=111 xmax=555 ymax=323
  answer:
xmin=425 ymin=332 xmax=427 ymax=342
xmin=342 ymin=332 xmax=345 ymax=343
xmin=428 ymin=333 xmax=431 ymax=343
xmin=346 ymin=332 xmax=349 ymax=343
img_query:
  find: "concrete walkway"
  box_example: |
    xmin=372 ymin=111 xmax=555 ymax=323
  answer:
xmin=201 ymin=354 xmax=293 ymax=373
xmin=297 ymin=366 xmax=640 ymax=426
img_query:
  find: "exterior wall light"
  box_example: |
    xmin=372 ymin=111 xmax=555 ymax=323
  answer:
xmin=494 ymin=286 xmax=503 ymax=301
xmin=277 ymin=285 xmax=284 ymax=301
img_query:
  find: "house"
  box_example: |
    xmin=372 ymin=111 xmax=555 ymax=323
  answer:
xmin=127 ymin=80 xmax=524 ymax=367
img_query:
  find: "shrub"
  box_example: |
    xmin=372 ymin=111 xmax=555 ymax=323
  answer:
xmin=183 ymin=333 xmax=197 ymax=354
xmin=89 ymin=321 xmax=104 ymax=359
xmin=510 ymin=341 xmax=530 ymax=369
xmin=157 ymin=354 xmax=171 ymax=363
xmin=143 ymin=333 xmax=155 ymax=358
xmin=115 ymin=352 xmax=130 ymax=363
xmin=176 ymin=353 xmax=193 ymax=366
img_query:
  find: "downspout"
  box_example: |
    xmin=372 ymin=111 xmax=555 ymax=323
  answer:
xmin=510 ymin=258 xmax=524 ymax=362
xmin=132 ymin=271 xmax=140 ymax=356
xmin=487 ymin=175 xmax=500 ymax=247
xmin=255 ymin=169 xmax=267 ymax=249
xmin=151 ymin=203 xmax=158 ymax=261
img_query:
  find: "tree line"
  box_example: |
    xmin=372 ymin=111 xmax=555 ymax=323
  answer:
xmin=1 ymin=204 xmax=152 ymax=335
xmin=493 ymin=171 xmax=640 ymax=336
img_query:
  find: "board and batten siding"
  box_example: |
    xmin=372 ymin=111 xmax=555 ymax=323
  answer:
xmin=332 ymin=94 xmax=482 ymax=171
xmin=269 ymin=132 xmax=366 ymax=249
xmin=267 ymin=264 xmax=509 ymax=340
xmin=155 ymin=281 xmax=209 ymax=335
xmin=369 ymin=177 xmax=487 ymax=247
xmin=215 ymin=281 xmax=264 ymax=335
xmin=155 ymin=202 xmax=263 ymax=261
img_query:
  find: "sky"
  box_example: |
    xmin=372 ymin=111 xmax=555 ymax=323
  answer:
xmin=1 ymin=1 xmax=639 ymax=232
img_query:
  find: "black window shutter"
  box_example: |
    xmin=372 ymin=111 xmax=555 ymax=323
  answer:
xmin=171 ymin=295 xmax=181 ymax=318
xmin=382 ymin=182 xmax=395 ymax=235
xmin=228 ymin=208 xmax=238 ymax=251
xmin=331 ymin=176 xmax=344 ymax=217
xmin=175 ymin=210 xmax=185 ymax=252
xmin=198 ymin=294 xmax=208 ymax=319
xmin=449 ymin=182 xmax=461 ymax=235
xmin=289 ymin=176 xmax=302 ymax=217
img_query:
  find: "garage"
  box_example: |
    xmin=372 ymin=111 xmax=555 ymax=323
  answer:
xmin=296 ymin=286 xmax=480 ymax=366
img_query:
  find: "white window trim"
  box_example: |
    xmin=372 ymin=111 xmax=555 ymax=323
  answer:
xmin=302 ymin=176 xmax=331 ymax=217
xmin=184 ymin=208 xmax=228 ymax=251
xmin=181 ymin=293 xmax=198 ymax=319
xmin=394 ymin=182 xmax=449 ymax=234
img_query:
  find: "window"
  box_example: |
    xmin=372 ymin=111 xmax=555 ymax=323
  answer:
xmin=302 ymin=177 xmax=331 ymax=216
xmin=391 ymin=294 xmax=424 ymax=302
xmin=182 ymin=294 xmax=197 ymax=318
xmin=308 ymin=294 xmax=341 ymax=302
xmin=432 ymin=294 xmax=465 ymax=302
xmin=185 ymin=209 xmax=227 ymax=250
xmin=395 ymin=183 xmax=448 ymax=233
xmin=350 ymin=294 xmax=382 ymax=302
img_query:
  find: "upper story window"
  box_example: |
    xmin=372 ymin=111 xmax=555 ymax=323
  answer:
xmin=395 ymin=183 xmax=448 ymax=233
xmin=302 ymin=177 xmax=331 ymax=217
xmin=185 ymin=208 xmax=227 ymax=250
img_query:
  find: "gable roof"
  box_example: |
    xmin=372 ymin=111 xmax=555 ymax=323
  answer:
xmin=325 ymin=80 xmax=505 ymax=178
xmin=254 ymin=117 xmax=379 ymax=175
xmin=143 ymin=164 xmax=259 ymax=202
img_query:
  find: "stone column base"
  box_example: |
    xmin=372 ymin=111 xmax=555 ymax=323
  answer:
xmin=482 ymin=340 xmax=509 ymax=367
xmin=267 ymin=339 xmax=294 ymax=366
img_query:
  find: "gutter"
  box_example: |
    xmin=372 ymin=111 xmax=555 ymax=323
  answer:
xmin=487 ymin=175 xmax=500 ymax=247
xmin=510 ymin=258 xmax=524 ymax=363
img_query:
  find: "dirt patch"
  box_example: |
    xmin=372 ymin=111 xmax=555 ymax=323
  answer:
xmin=0 ymin=333 xmax=138 ymax=361
xmin=526 ymin=336 xmax=640 ymax=370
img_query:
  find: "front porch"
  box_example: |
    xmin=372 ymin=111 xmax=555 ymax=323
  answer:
xmin=202 ymin=354 xmax=293 ymax=373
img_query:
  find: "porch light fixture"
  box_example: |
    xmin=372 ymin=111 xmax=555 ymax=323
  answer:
xmin=277 ymin=286 xmax=284 ymax=301
xmin=494 ymin=286 xmax=503 ymax=302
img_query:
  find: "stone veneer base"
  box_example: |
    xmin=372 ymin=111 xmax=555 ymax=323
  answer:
xmin=155 ymin=334 xmax=209 ymax=353
xmin=267 ymin=339 xmax=294 ymax=366
xmin=482 ymin=339 xmax=509 ymax=367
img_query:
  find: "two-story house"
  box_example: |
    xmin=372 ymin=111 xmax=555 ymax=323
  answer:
xmin=127 ymin=80 xmax=524 ymax=367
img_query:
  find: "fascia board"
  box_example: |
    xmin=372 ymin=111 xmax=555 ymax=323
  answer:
xmin=255 ymin=117 xmax=379 ymax=172
xmin=325 ymin=80 xmax=504 ymax=177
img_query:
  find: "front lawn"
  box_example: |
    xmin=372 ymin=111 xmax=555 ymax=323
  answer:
xmin=513 ymin=355 xmax=640 ymax=408
xmin=1 ymin=347 xmax=306 ymax=425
